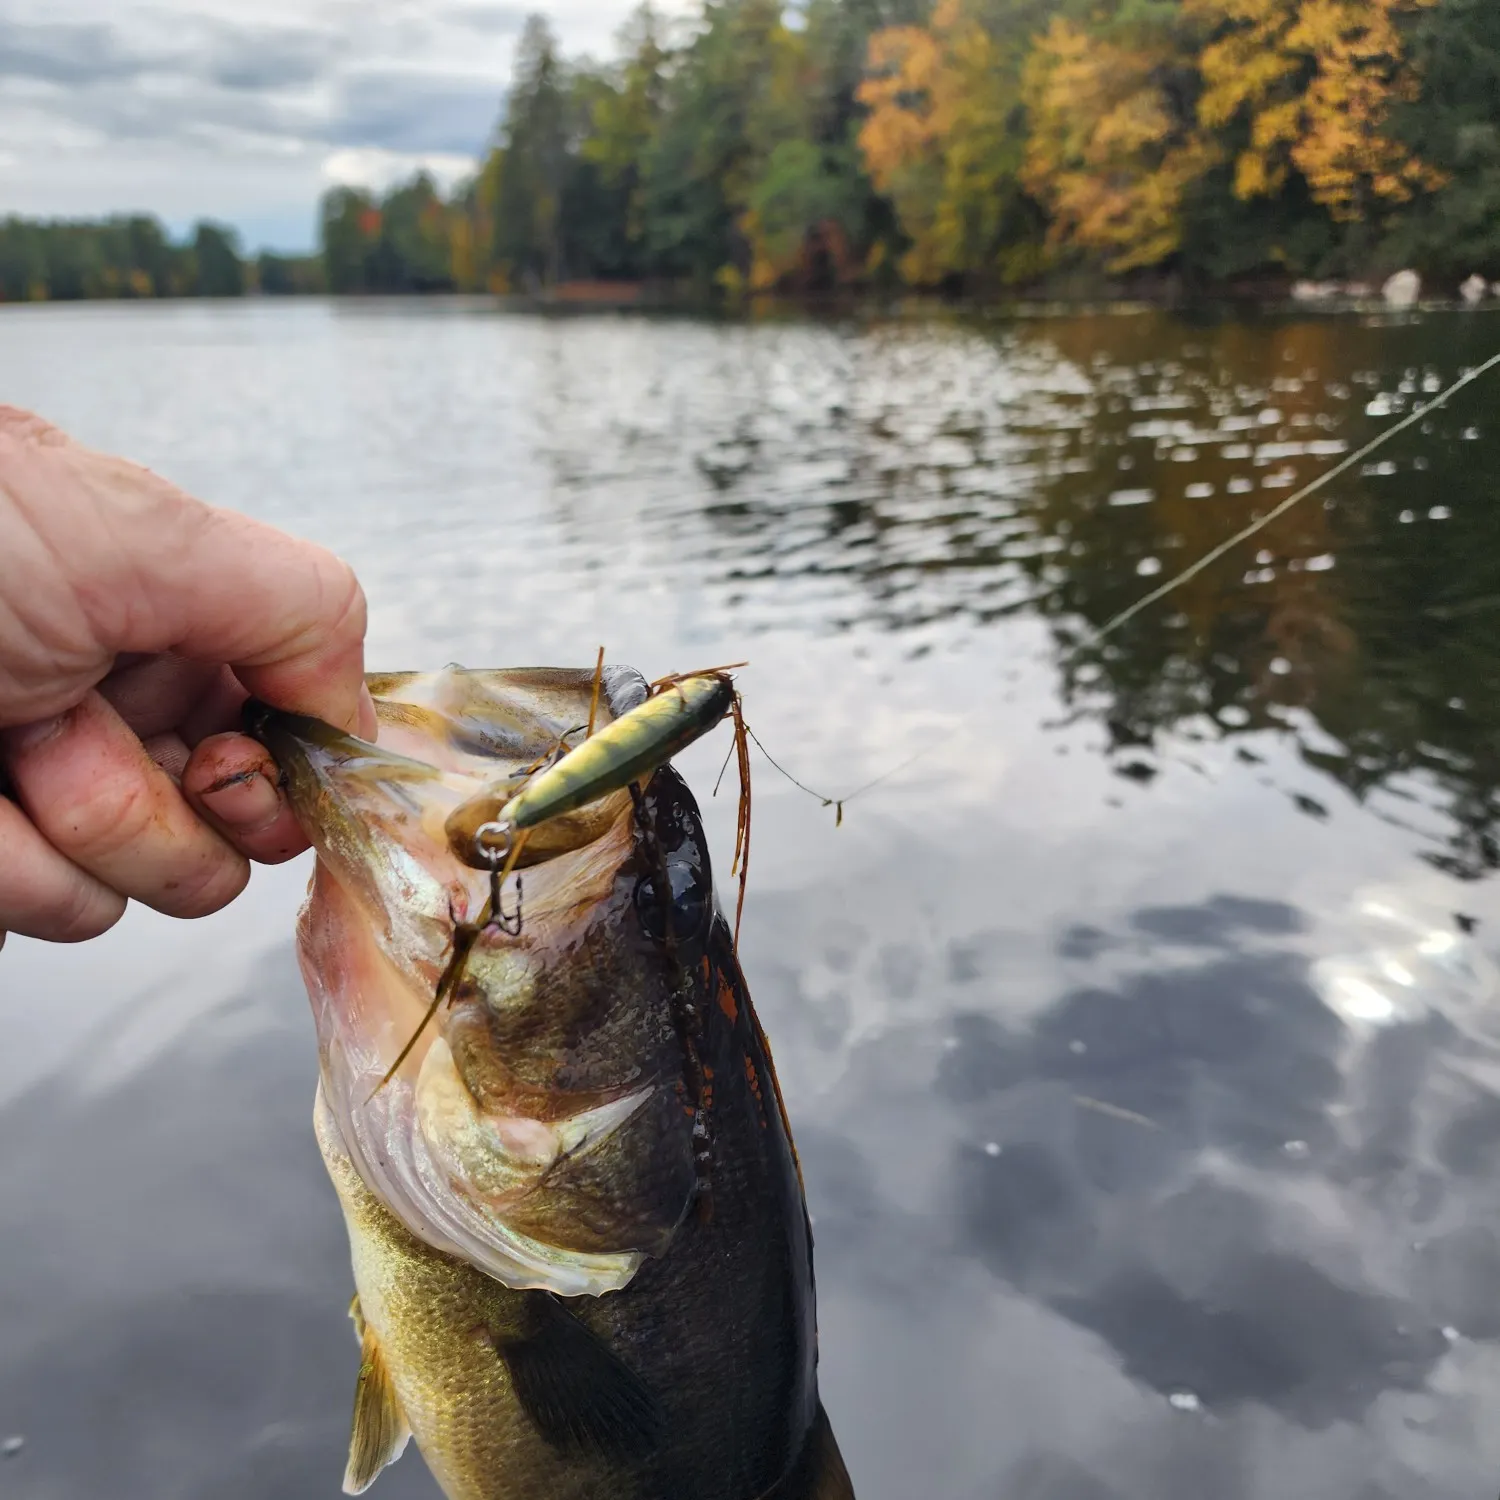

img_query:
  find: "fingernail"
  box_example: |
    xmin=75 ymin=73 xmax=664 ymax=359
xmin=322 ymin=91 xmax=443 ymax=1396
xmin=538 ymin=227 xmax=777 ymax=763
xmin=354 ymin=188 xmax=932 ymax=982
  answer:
xmin=356 ymin=684 xmax=378 ymax=740
xmin=200 ymin=769 xmax=282 ymax=832
xmin=1 ymin=713 xmax=67 ymax=757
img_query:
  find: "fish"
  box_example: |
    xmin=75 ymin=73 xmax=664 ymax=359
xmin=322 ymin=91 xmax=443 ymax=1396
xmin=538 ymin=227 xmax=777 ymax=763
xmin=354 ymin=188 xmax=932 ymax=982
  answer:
xmin=246 ymin=665 xmax=853 ymax=1500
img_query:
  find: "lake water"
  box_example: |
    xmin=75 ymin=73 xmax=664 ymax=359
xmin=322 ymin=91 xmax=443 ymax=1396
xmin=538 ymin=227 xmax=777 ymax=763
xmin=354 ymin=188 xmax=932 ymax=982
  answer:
xmin=3 ymin=298 xmax=1500 ymax=1500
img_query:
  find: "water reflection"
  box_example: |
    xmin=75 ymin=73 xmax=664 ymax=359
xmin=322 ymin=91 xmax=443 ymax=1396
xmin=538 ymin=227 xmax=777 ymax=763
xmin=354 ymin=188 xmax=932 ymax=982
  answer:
xmin=793 ymin=881 xmax=1500 ymax=1494
xmin=3 ymin=302 xmax=1500 ymax=1500
xmin=0 ymin=943 xmax=445 ymax=1498
xmin=611 ymin=312 xmax=1500 ymax=884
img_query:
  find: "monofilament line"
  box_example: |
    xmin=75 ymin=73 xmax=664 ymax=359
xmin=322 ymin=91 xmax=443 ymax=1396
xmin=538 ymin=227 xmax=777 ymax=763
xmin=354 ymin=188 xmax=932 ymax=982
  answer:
xmin=1089 ymin=347 xmax=1500 ymax=644
xmin=749 ymin=345 xmax=1500 ymax=817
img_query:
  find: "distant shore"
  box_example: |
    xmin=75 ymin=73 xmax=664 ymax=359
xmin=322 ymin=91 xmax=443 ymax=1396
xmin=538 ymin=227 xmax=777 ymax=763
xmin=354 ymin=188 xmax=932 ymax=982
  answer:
xmin=8 ymin=275 xmax=1499 ymax=319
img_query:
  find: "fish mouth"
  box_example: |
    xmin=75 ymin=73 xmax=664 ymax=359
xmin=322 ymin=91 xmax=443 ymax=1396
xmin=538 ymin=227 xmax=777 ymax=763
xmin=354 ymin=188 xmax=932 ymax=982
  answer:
xmin=248 ymin=666 xmax=700 ymax=1295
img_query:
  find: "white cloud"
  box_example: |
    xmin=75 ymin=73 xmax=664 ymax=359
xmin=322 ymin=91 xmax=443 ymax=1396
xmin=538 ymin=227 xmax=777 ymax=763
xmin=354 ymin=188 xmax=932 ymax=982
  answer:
xmin=321 ymin=146 xmax=477 ymax=195
xmin=0 ymin=0 xmax=657 ymax=251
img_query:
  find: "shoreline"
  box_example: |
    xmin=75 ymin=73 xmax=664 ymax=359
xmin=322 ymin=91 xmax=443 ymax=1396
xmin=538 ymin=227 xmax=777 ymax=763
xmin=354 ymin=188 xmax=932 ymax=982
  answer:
xmin=4 ymin=287 xmax=1500 ymax=320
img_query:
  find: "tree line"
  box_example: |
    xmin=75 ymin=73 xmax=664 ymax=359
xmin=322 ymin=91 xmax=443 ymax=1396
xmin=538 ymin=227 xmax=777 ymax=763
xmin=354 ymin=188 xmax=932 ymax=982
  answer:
xmin=0 ymin=216 xmax=323 ymax=302
xmin=5 ymin=0 xmax=1497 ymax=302
xmin=319 ymin=0 xmax=1500 ymax=297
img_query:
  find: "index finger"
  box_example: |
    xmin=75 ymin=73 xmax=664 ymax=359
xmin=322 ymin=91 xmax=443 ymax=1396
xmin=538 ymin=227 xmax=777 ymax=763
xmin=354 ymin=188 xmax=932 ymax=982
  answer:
xmin=0 ymin=409 xmax=373 ymax=733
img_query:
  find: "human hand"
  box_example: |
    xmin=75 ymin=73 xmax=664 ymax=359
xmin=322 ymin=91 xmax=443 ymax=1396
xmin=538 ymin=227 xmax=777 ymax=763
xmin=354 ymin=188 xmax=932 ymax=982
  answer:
xmin=0 ymin=407 xmax=373 ymax=949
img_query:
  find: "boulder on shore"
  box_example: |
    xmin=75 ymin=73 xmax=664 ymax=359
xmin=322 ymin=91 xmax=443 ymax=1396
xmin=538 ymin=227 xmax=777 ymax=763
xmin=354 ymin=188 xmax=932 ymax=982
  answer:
xmin=1382 ymin=269 xmax=1422 ymax=308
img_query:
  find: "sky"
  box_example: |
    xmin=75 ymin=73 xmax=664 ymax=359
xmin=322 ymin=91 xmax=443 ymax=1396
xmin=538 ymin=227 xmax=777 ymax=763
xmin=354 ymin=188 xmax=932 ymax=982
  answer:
xmin=0 ymin=0 xmax=661 ymax=253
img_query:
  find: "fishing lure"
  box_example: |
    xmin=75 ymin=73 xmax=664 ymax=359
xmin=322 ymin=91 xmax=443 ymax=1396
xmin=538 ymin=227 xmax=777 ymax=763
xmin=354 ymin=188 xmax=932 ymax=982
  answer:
xmin=377 ymin=658 xmax=753 ymax=1097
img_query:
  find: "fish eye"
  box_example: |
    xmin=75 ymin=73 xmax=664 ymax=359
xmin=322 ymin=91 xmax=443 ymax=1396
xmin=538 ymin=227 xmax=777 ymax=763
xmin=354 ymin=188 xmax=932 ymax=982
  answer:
xmin=635 ymin=858 xmax=709 ymax=946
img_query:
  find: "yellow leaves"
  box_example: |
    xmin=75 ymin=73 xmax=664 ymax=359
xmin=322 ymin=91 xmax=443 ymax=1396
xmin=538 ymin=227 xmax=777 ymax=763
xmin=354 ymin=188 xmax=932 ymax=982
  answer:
xmin=1021 ymin=18 xmax=1217 ymax=274
xmin=449 ymin=215 xmax=476 ymax=291
xmin=1191 ymin=0 xmax=1443 ymax=219
xmin=740 ymin=209 xmax=781 ymax=293
xmin=857 ymin=24 xmax=947 ymax=192
xmin=852 ymin=0 xmax=1448 ymax=281
xmin=857 ymin=0 xmax=1028 ymax=284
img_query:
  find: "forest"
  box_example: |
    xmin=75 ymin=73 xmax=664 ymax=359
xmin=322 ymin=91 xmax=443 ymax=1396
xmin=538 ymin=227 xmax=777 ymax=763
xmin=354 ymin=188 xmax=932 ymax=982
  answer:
xmin=3 ymin=0 xmax=1498 ymax=302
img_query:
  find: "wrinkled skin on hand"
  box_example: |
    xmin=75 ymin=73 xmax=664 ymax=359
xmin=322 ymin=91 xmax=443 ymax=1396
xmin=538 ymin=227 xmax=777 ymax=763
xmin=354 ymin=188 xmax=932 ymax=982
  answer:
xmin=0 ymin=405 xmax=372 ymax=949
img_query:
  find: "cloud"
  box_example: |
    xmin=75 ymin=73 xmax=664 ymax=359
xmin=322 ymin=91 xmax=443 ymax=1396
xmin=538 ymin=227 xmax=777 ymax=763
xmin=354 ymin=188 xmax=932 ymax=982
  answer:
xmin=331 ymin=70 xmax=502 ymax=155
xmin=0 ymin=0 xmax=637 ymax=249
xmin=203 ymin=27 xmax=339 ymax=93
xmin=0 ymin=15 xmax=338 ymax=93
xmin=444 ymin=2 xmax=528 ymax=34
xmin=0 ymin=19 xmax=160 ymax=86
xmin=321 ymin=145 xmax=477 ymax=194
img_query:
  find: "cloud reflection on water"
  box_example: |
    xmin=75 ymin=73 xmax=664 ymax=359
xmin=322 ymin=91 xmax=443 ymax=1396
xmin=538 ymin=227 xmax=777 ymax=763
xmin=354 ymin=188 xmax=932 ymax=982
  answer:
xmin=2 ymin=303 xmax=1500 ymax=1499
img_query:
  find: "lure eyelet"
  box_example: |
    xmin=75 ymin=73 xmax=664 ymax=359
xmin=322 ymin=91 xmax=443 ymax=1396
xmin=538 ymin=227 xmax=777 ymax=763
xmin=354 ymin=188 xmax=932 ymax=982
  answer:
xmin=473 ymin=820 xmax=513 ymax=868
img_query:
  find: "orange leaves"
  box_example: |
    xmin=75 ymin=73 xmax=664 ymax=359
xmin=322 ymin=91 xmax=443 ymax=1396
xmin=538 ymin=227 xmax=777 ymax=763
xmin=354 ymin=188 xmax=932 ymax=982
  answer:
xmin=1192 ymin=0 xmax=1443 ymax=219
xmin=857 ymin=0 xmax=1026 ymax=284
xmin=857 ymin=5 xmax=966 ymax=282
xmin=1021 ymin=18 xmax=1218 ymax=273
xmin=858 ymin=22 xmax=946 ymax=184
xmin=851 ymin=0 xmax=1447 ymax=279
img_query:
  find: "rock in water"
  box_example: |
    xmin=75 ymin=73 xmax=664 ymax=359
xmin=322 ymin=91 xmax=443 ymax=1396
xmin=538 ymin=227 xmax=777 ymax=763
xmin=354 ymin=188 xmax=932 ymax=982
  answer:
xmin=1382 ymin=270 xmax=1421 ymax=309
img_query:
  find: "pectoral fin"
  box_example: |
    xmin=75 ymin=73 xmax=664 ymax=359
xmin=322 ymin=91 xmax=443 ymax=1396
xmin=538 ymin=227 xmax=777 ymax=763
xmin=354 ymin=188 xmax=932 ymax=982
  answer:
xmin=496 ymin=1292 xmax=664 ymax=1460
xmin=343 ymin=1297 xmax=412 ymax=1495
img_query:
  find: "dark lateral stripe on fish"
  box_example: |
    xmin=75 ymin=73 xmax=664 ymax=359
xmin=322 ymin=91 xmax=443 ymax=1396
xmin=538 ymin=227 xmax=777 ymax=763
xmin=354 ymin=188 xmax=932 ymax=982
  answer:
xmin=495 ymin=1293 xmax=665 ymax=1460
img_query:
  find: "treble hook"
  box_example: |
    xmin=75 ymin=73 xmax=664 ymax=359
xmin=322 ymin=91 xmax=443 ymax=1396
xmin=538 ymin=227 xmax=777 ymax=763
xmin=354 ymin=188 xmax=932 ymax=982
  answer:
xmin=473 ymin=820 xmax=523 ymax=937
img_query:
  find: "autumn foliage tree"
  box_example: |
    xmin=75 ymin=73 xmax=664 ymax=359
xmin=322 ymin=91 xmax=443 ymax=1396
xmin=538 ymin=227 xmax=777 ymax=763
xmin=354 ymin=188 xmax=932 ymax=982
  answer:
xmin=5 ymin=0 xmax=1489 ymax=303
xmin=1190 ymin=0 xmax=1444 ymax=221
xmin=857 ymin=0 xmax=1052 ymax=284
xmin=226 ymin=0 xmax=1500 ymax=298
xmin=1021 ymin=7 xmax=1218 ymax=272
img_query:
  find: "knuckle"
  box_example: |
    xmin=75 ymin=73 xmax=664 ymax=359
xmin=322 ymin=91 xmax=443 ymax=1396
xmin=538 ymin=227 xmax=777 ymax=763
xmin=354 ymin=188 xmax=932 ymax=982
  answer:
xmin=156 ymin=851 xmax=249 ymax=920
xmin=49 ymin=762 xmax=159 ymax=864
xmin=47 ymin=886 xmax=125 ymax=943
xmin=10 ymin=874 xmax=124 ymax=944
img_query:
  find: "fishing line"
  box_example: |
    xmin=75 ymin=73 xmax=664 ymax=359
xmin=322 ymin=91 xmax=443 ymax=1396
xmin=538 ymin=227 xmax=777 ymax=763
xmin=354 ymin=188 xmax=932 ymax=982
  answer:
xmin=751 ymin=345 xmax=1500 ymax=817
xmin=1087 ymin=346 xmax=1500 ymax=643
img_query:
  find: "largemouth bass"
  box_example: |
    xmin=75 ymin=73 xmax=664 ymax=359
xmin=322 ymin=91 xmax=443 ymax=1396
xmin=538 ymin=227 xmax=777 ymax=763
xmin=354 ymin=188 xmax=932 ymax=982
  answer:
xmin=247 ymin=665 xmax=851 ymax=1500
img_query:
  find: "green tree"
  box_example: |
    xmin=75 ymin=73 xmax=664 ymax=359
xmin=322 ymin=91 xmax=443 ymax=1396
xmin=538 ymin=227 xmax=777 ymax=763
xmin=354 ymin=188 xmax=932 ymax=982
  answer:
xmin=1382 ymin=0 xmax=1500 ymax=277
xmin=192 ymin=221 xmax=245 ymax=296
xmin=582 ymin=3 xmax=671 ymax=251
xmin=320 ymin=187 xmax=381 ymax=292
xmin=0 ymin=219 xmax=48 ymax=301
xmin=256 ymin=252 xmax=325 ymax=294
xmin=494 ymin=15 xmax=573 ymax=286
xmin=746 ymin=139 xmax=866 ymax=287
xmin=635 ymin=0 xmax=796 ymax=288
xmin=377 ymin=173 xmax=456 ymax=290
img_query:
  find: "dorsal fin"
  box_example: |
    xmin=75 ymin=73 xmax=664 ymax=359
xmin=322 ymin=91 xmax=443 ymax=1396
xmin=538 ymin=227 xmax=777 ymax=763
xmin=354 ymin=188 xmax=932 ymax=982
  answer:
xmin=343 ymin=1297 xmax=412 ymax=1494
